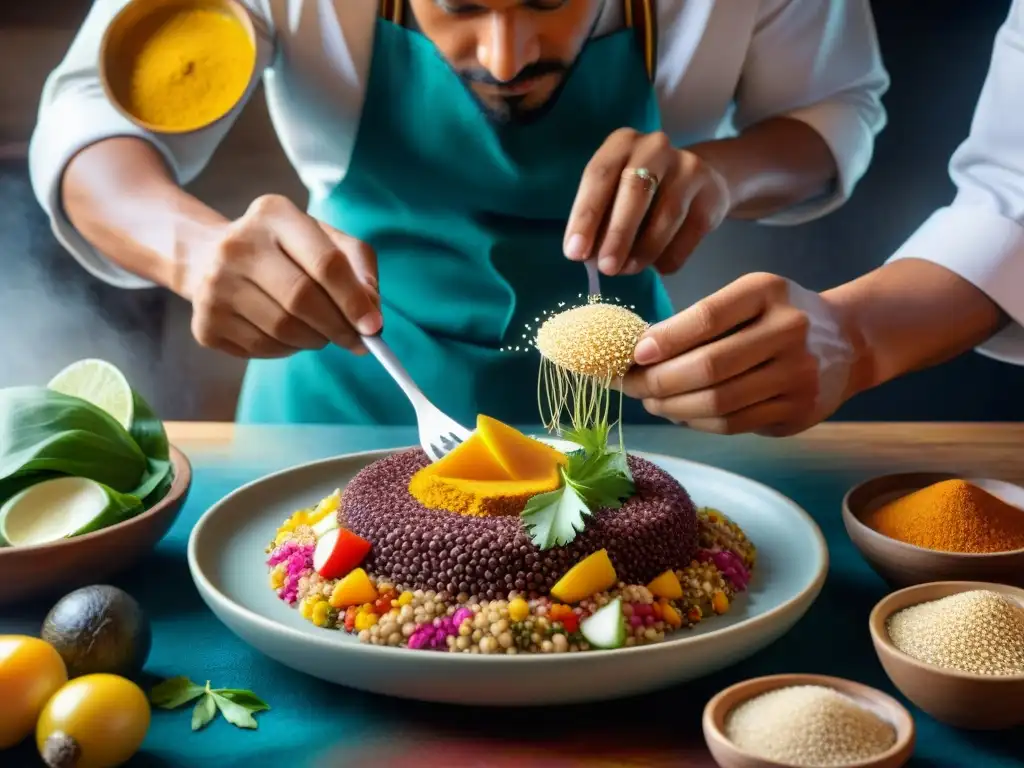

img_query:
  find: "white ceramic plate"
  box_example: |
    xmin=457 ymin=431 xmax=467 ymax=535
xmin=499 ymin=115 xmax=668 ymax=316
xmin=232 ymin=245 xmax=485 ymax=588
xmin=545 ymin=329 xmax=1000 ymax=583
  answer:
xmin=187 ymin=443 xmax=828 ymax=706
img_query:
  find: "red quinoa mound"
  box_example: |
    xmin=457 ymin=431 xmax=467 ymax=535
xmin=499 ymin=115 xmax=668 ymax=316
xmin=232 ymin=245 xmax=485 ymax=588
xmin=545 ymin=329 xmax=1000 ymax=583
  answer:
xmin=341 ymin=448 xmax=699 ymax=600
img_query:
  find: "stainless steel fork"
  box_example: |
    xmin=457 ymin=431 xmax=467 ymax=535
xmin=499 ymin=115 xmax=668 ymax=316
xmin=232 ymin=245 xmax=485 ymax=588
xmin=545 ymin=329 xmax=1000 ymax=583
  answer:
xmin=361 ymin=334 xmax=472 ymax=461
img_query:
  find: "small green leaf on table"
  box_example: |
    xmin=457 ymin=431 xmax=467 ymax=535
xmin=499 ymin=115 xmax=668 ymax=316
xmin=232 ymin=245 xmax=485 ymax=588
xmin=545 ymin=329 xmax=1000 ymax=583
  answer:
xmin=150 ymin=676 xmax=270 ymax=731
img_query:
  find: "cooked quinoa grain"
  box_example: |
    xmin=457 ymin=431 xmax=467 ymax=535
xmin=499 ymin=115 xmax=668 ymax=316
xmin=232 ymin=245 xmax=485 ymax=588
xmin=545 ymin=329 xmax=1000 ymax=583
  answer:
xmin=341 ymin=448 xmax=700 ymax=599
xmin=265 ymin=489 xmax=756 ymax=653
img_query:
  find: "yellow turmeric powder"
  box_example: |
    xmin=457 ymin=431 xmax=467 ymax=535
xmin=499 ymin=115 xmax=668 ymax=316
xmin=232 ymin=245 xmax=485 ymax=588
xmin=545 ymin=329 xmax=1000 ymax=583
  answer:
xmin=863 ymin=479 xmax=1024 ymax=553
xmin=408 ymin=472 xmax=561 ymax=518
xmin=118 ymin=6 xmax=255 ymax=131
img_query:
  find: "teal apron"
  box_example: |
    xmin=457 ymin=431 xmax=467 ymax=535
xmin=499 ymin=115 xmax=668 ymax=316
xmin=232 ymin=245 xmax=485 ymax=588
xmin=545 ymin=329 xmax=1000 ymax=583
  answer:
xmin=236 ymin=0 xmax=674 ymax=427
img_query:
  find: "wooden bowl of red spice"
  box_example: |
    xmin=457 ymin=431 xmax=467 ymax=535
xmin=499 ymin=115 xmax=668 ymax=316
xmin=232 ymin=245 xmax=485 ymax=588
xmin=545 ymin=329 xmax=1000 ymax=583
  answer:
xmin=842 ymin=473 xmax=1024 ymax=589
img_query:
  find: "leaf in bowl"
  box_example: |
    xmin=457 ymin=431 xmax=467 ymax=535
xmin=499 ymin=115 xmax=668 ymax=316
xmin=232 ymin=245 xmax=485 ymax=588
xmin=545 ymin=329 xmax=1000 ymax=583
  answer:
xmin=0 ymin=386 xmax=148 ymax=493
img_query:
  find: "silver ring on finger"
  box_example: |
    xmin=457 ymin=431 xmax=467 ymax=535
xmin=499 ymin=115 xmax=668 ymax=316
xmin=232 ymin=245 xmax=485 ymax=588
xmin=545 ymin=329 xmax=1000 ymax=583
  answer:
xmin=622 ymin=166 xmax=660 ymax=195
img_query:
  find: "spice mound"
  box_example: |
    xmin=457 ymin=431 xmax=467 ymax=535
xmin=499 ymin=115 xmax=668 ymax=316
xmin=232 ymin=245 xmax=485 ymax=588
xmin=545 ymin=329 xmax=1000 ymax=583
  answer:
xmin=862 ymin=479 xmax=1024 ymax=553
xmin=724 ymin=685 xmax=897 ymax=767
xmin=887 ymin=589 xmax=1024 ymax=676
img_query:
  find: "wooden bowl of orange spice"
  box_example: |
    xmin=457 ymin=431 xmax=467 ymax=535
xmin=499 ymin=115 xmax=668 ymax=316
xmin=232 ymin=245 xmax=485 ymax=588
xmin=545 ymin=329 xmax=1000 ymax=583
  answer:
xmin=842 ymin=473 xmax=1024 ymax=589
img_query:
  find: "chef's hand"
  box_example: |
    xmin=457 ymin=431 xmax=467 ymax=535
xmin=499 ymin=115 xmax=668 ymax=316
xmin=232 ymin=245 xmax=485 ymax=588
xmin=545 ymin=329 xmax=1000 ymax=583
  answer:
xmin=564 ymin=129 xmax=730 ymax=276
xmin=618 ymin=273 xmax=858 ymax=437
xmin=187 ymin=195 xmax=382 ymax=359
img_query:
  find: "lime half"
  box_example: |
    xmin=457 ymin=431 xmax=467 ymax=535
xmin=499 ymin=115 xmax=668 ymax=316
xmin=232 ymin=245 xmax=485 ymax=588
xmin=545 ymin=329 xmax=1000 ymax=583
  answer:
xmin=47 ymin=359 xmax=134 ymax=431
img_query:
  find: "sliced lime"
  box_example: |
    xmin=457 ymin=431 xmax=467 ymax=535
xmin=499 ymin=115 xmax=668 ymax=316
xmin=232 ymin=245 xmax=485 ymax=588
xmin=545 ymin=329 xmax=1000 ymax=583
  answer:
xmin=48 ymin=359 xmax=134 ymax=431
xmin=0 ymin=476 xmax=142 ymax=547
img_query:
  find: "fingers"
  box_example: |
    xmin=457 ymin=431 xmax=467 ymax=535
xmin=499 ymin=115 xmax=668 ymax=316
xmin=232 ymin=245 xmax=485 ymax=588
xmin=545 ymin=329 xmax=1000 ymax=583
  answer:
xmin=563 ymin=128 xmax=642 ymax=264
xmin=650 ymin=179 xmax=727 ymax=276
xmin=233 ymin=228 xmax=367 ymax=354
xmin=320 ymin=221 xmax=380 ymax=295
xmin=258 ymin=197 xmax=383 ymax=336
xmin=622 ymin=301 xmax=808 ymax=399
xmin=638 ymin=355 xmax=814 ymax=424
xmin=192 ymin=306 xmax=297 ymax=359
xmin=593 ymin=134 xmax=676 ymax=276
xmin=684 ymin=396 xmax=797 ymax=436
xmin=233 ymin=279 xmax=330 ymax=351
xmin=632 ymin=273 xmax=789 ymax=366
xmin=622 ymin=151 xmax=706 ymax=276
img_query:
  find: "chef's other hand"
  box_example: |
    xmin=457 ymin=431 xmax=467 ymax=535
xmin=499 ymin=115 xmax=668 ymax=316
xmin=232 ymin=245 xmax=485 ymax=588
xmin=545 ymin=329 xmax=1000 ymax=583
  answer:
xmin=564 ymin=128 xmax=730 ymax=277
xmin=619 ymin=273 xmax=857 ymax=437
xmin=187 ymin=194 xmax=382 ymax=359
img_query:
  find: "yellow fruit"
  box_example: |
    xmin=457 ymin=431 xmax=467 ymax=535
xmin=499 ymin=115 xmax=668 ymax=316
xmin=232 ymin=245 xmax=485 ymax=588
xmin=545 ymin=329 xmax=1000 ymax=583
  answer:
xmin=646 ymin=570 xmax=683 ymax=600
xmin=712 ymin=591 xmax=730 ymax=615
xmin=508 ymin=597 xmax=530 ymax=622
xmin=328 ymin=568 xmax=378 ymax=609
xmin=0 ymin=635 xmax=69 ymax=749
xmin=550 ymin=549 xmax=618 ymax=604
xmin=408 ymin=417 xmax=568 ymax=517
xmin=475 ymin=414 xmax=567 ymax=480
xmin=354 ymin=612 xmax=379 ymax=632
xmin=661 ymin=601 xmax=682 ymax=629
xmin=36 ymin=674 xmax=149 ymax=768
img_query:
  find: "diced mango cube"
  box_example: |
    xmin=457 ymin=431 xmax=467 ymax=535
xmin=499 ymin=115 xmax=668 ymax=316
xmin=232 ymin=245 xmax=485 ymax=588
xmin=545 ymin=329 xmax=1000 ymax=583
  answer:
xmin=550 ymin=549 xmax=618 ymax=604
xmin=329 ymin=567 xmax=379 ymax=609
xmin=661 ymin=600 xmax=682 ymax=629
xmin=646 ymin=570 xmax=683 ymax=600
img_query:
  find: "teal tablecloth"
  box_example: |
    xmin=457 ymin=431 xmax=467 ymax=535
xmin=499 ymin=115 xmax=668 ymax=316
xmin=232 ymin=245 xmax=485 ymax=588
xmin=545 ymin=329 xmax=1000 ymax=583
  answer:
xmin=3 ymin=425 xmax=1022 ymax=767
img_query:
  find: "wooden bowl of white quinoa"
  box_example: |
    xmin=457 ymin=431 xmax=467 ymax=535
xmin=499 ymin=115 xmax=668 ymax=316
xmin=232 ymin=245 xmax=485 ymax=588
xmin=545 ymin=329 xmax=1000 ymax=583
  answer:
xmin=869 ymin=581 xmax=1024 ymax=730
xmin=702 ymin=673 xmax=915 ymax=768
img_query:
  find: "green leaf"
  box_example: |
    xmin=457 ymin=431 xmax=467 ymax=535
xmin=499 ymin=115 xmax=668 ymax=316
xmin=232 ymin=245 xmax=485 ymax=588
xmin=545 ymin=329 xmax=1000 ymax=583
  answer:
xmin=561 ymin=423 xmax=610 ymax=456
xmin=214 ymin=689 xmax=271 ymax=712
xmin=130 ymin=389 xmax=170 ymax=462
xmin=150 ymin=676 xmax=206 ymax=709
xmin=211 ymin=692 xmax=259 ymax=729
xmin=131 ymin=458 xmax=172 ymax=506
xmin=521 ymin=483 xmax=592 ymax=550
xmin=0 ymin=387 xmax=147 ymax=493
xmin=191 ymin=693 xmax=217 ymax=731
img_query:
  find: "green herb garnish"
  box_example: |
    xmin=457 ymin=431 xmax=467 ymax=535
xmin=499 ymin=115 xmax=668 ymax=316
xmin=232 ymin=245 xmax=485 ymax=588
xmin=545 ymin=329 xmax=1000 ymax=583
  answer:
xmin=150 ymin=676 xmax=270 ymax=731
xmin=521 ymin=424 xmax=635 ymax=550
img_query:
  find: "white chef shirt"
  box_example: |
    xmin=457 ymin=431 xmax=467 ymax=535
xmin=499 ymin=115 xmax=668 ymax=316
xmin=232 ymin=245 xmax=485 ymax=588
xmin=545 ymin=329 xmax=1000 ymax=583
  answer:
xmin=886 ymin=0 xmax=1024 ymax=365
xmin=29 ymin=0 xmax=888 ymax=291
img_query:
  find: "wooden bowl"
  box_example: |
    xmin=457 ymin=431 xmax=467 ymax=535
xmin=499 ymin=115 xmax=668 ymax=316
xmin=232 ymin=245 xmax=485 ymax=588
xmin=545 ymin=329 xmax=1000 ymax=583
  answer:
xmin=702 ymin=673 xmax=915 ymax=768
xmin=869 ymin=581 xmax=1024 ymax=730
xmin=0 ymin=445 xmax=191 ymax=606
xmin=98 ymin=0 xmax=270 ymax=135
xmin=842 ymin=472 xmax=1024 ymax=589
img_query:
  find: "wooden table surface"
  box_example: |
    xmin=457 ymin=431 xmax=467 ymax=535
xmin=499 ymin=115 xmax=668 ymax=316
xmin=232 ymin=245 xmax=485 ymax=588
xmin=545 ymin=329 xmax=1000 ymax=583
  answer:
xmin=165 ymin=420 xmax=1024 ymax=480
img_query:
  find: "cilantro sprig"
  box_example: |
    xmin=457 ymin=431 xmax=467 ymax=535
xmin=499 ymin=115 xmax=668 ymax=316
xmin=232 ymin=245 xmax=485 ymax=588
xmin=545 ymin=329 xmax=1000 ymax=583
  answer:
xmin=521 ymin=424 xmax=635 ymax=550
xmin=150 ymin=676 xmax=270 ymax=731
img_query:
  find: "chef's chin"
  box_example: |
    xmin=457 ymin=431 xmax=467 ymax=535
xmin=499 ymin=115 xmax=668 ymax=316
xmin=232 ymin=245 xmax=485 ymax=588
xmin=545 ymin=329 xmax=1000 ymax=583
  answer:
xmin=469 ymin=79 xmax=563 ymax=126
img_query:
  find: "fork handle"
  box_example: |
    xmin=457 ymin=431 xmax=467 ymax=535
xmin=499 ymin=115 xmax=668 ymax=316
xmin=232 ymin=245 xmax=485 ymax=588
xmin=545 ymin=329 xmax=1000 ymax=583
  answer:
xmin=361 ymin=334 xmax=427 ymax=410
xmin=585 ymin=258 xmax=601 ymax=298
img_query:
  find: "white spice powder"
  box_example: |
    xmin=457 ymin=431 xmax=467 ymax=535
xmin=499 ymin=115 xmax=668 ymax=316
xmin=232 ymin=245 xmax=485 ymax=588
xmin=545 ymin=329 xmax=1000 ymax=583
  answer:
xmin=886 ymin=589 xmax=1024 ymax=675
xmin=724 ymin=685 xmax=897 ymax=767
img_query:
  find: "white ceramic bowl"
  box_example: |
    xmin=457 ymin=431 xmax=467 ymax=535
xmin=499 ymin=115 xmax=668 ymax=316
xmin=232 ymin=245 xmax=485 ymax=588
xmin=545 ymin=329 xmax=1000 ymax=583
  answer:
xmin=187 ymin=443 xmax=828 ymax=706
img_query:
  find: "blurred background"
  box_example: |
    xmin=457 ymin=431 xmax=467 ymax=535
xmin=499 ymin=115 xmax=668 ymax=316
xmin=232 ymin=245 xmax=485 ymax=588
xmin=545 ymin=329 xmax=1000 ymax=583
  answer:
xmin=2 ymin=0 xmax=1023 ymax=423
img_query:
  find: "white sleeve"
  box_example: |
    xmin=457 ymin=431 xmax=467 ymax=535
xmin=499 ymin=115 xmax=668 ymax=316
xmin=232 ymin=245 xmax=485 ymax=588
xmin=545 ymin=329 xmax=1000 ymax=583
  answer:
xmin=731 ymin=0 xmax=889 ymax=226
xmin=886 ymin=0 xmax=1024 ymax=365
xmin=27 ymin=0 xmax=274 ymax=290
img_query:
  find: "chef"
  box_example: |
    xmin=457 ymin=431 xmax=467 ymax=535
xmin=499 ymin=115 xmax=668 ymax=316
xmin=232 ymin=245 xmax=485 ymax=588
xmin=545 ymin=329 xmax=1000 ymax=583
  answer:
xmin=620 ymin=0 xmax=1024 ymax=437
xmin=30 ymin=0 xmax=888 ymax=427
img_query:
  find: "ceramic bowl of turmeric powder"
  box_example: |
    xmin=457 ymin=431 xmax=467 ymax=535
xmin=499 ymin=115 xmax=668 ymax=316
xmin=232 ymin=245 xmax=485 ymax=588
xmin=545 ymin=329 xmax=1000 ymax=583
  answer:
xmin=842 ymin=473 xmax=1024 ymax=589
xmin=99 ymin=0 xmax=273 ymax=135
